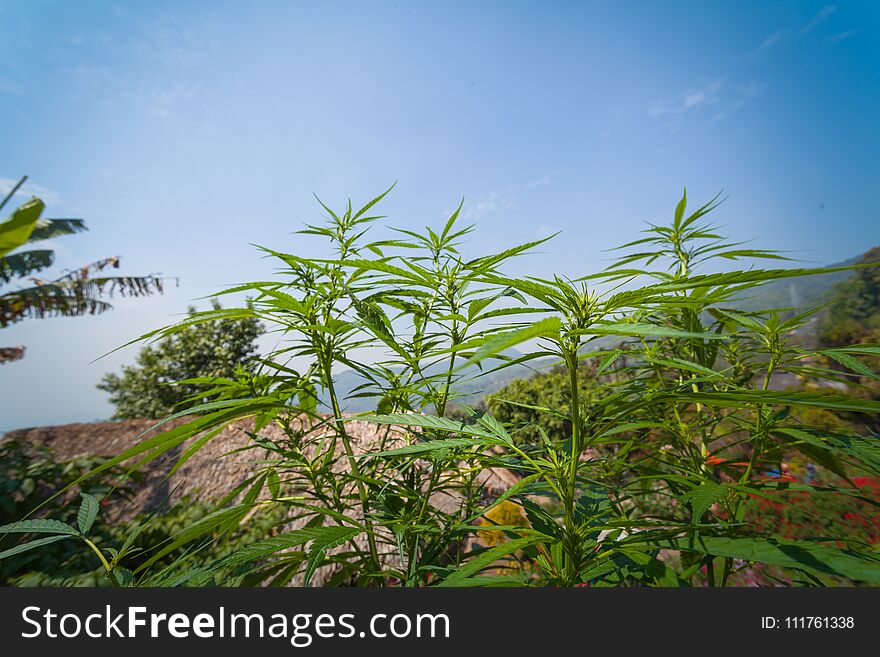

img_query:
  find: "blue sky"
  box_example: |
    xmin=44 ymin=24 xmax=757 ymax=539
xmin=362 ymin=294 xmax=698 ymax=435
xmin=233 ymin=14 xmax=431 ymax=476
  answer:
xmin=1 ymin=0 xmax=878 ymax=430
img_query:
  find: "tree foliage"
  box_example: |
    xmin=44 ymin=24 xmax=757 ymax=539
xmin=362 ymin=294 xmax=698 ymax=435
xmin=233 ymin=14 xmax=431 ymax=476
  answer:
xmin=97 ymin=300 xmax=264 ymax=419
xmin=816 ymin=244 xmax=880 ymax=430
xmin=0 ymin=175 xmax=165 ymax=363
xmin=819 ymin=245 xmax=880 ymax=348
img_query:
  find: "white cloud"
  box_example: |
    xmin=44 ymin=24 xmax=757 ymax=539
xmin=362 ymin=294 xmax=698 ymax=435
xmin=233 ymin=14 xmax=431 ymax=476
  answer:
xmin=461 ymin=189 xmax=517 ymax=222
xmin=64 ymin=34 xmax=86 ymax=47
xmin=525 ymin=175 xmax=552 ymax=189
xmin=683 ymin=80 xmax=722 ymax=110
xmin=59 ymin=15 xmax=212 ymax=119
xmin=758 ymin=4 xmax=839 ymax=52
xmin=651 ymin=79 xmax=761 ymax=128
xmin=524 ymin=169 xmax=570 ymax=189
xmin=829 ymin=29 xmax=860 ymax=44
xmin=651 ymin=79 xmax=723 ymax=118
xmin=534 ymin=224 xmax=557 ymax=239
xmin=461 ymin=172 xmax=570 ymax=222
xmin=131 ymin=81 xmax=198 ymax=117
xmin=800 ymin=5 xmax=837 ymax=34
xmin=758 ymin=29 xmax=789 ymax=52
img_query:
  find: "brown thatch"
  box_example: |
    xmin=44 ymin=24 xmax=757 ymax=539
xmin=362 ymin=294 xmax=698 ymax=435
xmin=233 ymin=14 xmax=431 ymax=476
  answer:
xmin=5 ymin=417 xmax=519 ymax=518
xmin=6 ymin=417 xmax=271 ymax=522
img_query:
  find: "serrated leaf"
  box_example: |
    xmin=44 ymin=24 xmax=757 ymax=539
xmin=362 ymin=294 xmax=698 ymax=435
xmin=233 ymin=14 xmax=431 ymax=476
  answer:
xmin=113 ymin=567 xmax=136 ymax=587
xmin=437 ymin=535 xmax=545 ymax=587
xmin=267 ymin=469 xmax=281 ymax=499
xmin=358 ymin=413 xmax=508 ymax=442
xmin=682 ymin=483 xmax=730 ymax=523
xmin=712 ymin=309 xmax=765 ymax=333
xmin=684 ymin=390 xmax=880 ymax=414
xmin=771 ymin=427 xmax=849 ymax=480
xmin=303 ymin=526 xmax=360 ymax=586
xmin=773 ymin=427 xmax=880 ymax=476
xmin=648 ymin=357 xmax=721 ymax=378
xmin=658 ymin=535 xmax=880 ymax=582
xmin=215 ymin=526 xmax=360 ymax=568
xmin=521 ymin=497 xmax=562 ymax=539
xmin=77 ymin=493 xmax=100 ymax=535
xmin=0 ymin=518 xmax=81 ymax=536
xmin=596 ymin=349 xmax=623 ymax=375
xmin=370 ymin=438 xmax=491 ymax=458
xmin=0 ymin=535 xmax=73 ymax=561
xmin=582 ymin=323 xmax=727 ymax=341
xmin=474 ymin=412 xmax=513 ymax=444
xmin=134 ymin=504 xmax=251 ymax=573
xmin=461 ymin=317 xmax=561 ymax=367
xmin=821 ymin=349 xmax=878 ymax=380
xmin=48 ymin=404 xmax=272 ymax=512
xmin=673 ymin=188 xmax=687 ymax=227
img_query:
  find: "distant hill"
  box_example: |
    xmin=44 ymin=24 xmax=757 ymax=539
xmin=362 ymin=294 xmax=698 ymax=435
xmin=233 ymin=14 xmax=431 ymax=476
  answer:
xmin=730 ymin=254 xmax=860 ymax=313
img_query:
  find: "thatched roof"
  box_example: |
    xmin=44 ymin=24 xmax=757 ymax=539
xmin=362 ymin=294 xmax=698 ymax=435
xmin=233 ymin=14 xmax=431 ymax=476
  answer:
xmin=7 ymin=416 xmax=518 ymax=515
xmin=6 ymin=417 xmax=268 ymax=521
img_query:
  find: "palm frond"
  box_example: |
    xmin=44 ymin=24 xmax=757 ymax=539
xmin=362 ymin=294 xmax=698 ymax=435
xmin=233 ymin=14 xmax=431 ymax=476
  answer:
xmin=0 ymin=345 xmax=26 ymax=363
xmin=0 ymin=249 xmax=55 ymax=283
xmin=28 ymin=218 xmax=87 ymax=242
xmin=0 ymin=271 xmax=167 ymax=327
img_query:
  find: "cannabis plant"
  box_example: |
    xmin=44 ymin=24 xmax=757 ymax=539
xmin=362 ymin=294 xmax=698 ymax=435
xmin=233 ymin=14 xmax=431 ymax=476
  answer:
xmin=4 ymin=188 xmax=879 ymax=587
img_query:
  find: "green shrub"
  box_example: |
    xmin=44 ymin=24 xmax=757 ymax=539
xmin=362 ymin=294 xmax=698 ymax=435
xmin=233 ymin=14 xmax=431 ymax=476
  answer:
xmin=0 ymin=438 xmax=134 ymax=585
xmin=97 ymin=300 xmax=264 ymax=419
xmin=0 ymin=438 xmax=286 ymax=586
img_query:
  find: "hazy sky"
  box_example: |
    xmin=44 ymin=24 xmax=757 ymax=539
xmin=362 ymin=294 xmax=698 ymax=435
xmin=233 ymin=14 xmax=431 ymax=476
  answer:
xmin=1 ymin=0 xmax=878 ymax=431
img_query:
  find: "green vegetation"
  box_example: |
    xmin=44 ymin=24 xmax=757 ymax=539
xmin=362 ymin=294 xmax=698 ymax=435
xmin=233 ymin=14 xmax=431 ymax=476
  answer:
xmin=0 ymin=175 xmax=164 ymax=363
xmin=814 ymin=244 xmax=880 ymax=433
xmin=3 ymin=187 xmax=880 ymax=587
xmin=487 ymin=361 xmax=604 ymax=445
xmin=0 ymin=436 xmax=131 ymax=586
xmin=819 ymin=245 xmax=880 ymax=348
xmin=0 ymin=437 xmax=285 ymax=586
xmin=97 ymin=300 xmax=265 ymax=419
